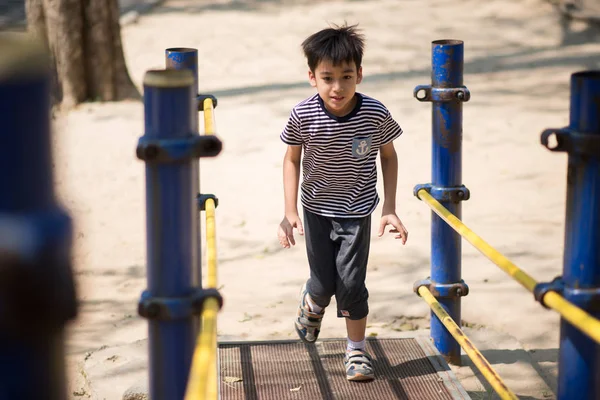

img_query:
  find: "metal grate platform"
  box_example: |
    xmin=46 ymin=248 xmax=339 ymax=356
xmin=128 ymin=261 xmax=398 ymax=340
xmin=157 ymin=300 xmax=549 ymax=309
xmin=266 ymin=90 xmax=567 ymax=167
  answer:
xmin=218 ymin=337 xmax=470 ymax=400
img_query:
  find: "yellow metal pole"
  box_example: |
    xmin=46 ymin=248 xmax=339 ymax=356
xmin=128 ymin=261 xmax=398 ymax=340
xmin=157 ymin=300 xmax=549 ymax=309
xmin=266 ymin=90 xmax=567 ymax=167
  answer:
xmin=184 ymin=101 xmax=220 ymax=400
xmin=184 ymin=299 xmax=219 ymax=400
xmin=204 ymin=98 xmax=215 ymax=135
xmin=205 ymin=198 xmax=218 ymax=399
xmin=417 ymin=189 xmax=537 ymax=292
xmin=544 ymin=291 xmax=600 ymax=343
xmin=417 ymin=189 xmax=600 ymax=345
xmin=203 ymin=99 xmax=218 ymax=399
xmin=418 ymin=286 xmax=518 ymax=400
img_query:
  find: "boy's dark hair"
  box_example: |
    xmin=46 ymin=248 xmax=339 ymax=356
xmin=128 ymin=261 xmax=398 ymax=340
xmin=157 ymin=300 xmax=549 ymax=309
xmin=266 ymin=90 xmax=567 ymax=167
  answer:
xmin=301 ymin=23 xmax=365 ymax=72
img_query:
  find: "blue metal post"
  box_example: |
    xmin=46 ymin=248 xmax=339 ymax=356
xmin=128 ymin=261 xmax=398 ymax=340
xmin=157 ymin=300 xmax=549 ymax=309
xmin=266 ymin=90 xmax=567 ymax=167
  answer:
xmin=557 ymin=71 xmax=600 ymax=399
xmin=413 ymin=40 xmax=470 ymax=365
xmin=165 ymin=48 xmax=201 ymax=289
xmin=138 ymin=69 xmax=199 ymax=399
xmin=166 ymin=48 xmax=199 ymax=131
xmin=430 ymin=39 xmax=465 ymax=365
xmin=0 ymin=38 xmax=77 ymax=399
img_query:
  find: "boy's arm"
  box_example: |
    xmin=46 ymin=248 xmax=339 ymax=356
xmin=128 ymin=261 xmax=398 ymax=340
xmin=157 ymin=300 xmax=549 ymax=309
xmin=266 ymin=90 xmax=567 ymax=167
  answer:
xmin=278 ymin=145 xmax=304 ymax=248
xmin=379 ymin=141 xmax=408 ymax=244
xmin=380 ymin=142 xmax=398 ymax=215
xmin=283 ymin=145 xmax=302 ymax=217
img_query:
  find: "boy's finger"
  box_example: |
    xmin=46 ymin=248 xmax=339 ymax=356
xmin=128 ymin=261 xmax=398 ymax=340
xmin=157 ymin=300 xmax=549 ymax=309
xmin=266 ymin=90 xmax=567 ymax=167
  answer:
xmin=288 ymin=233 xmax=296 ymax=246
xmin=280 ymin=236 xmax=290 ymax=248
xmin=297 ymin=220 xmax=304 ymax=235
xmin=400 ymin=228 xmax=408 ymax=244
xmin=378 ymin=219 xmax=386 ymax=237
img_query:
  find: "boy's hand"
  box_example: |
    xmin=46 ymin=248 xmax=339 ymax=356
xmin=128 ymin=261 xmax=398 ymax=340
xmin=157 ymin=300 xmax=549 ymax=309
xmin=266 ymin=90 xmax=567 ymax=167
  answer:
xmin=278 ymin=214 xmax=304 ymax=248
xmin=378 ymin=213 xmax=408 ymax=245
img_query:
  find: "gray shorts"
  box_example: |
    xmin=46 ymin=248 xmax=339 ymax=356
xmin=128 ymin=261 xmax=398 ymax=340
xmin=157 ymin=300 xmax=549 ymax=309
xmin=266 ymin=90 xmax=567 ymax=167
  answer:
xmin=303 ymin=209 xmax=371 ymax=320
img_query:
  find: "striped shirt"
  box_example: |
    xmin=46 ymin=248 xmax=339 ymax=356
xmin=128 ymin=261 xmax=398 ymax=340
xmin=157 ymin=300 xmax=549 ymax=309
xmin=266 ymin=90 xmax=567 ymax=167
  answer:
xmin=280 ymin=93 xmax=403 ymax=218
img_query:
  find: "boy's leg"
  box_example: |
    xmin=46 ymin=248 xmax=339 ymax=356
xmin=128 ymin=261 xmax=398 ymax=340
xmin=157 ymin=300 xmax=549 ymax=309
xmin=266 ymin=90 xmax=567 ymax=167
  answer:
xmin=332 ymin=214 xmax=371 ymax=327
xmin=294 ymin=209 xmax=337 ymax=343
xmin=346 ymin=316 xmax=367 ymax=342
xmin=303 ymin=209 xmax=337 ymax=308
xmin=331 ymin=215 xmax=374 ymax=381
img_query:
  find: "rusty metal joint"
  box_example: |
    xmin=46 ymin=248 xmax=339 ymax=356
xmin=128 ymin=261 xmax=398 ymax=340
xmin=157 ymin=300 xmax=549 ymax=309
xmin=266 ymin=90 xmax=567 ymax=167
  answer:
xmin=541 ymin=128 xmax=600 ymax=157
xmin=534 ymin=276 xmax=600 ymax=311
xmin=197 ymin=193 xmax=219 ymax=211
xmin=533 ymin=276 xmax=564 ymax=309
xmin=414 ymin=85 xmax=470 ymax=103
xmin=413 ymin=278 xmax=470 ymax=298
xmin=414 ymin=183 xmax=470 ymax=203
xmin=136 ymin=135 xmax=222 ymax=163
xmin=197 ymin=94 xmax=218 ymax=111
xmin=138 ymin=288 xmax=224 ymax=320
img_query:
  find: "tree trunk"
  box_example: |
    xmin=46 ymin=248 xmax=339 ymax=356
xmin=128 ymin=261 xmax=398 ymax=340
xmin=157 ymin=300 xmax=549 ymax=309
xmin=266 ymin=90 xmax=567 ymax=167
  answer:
xmin=25 ymin=0 xmax=140 ymax=109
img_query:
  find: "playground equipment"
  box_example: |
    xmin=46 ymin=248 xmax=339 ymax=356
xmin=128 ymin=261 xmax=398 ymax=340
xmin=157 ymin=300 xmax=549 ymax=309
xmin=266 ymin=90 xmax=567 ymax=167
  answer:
xmin=135 ymin=49 xmax=223 ymax=400
xmin=0 ymin=36 xmax=78 ymax=400
xmin=412 ymin=40 xmax=600 ymax=399
xmin=1 ymin=32 xmax=599 ymax=399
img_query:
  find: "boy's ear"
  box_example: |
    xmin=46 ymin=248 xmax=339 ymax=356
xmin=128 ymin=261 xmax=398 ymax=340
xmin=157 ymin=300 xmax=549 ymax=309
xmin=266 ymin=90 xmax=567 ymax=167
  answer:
xmin=308 ymin=70 xmax=317 ymax=87
xmin=356 ymin=66 xmax=363 ymax=84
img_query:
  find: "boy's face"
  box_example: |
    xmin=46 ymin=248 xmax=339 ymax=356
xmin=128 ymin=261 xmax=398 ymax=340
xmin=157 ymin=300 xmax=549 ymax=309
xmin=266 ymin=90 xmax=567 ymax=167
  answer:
xmin=309 ymin=59 xmax=363 ymax=117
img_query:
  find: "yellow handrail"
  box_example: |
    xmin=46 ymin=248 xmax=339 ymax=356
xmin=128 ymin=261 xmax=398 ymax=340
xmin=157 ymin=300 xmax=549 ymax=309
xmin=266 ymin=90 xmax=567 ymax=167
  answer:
xmin=418 ymin=286 xmax=518 ymax=400
xmin=204 ymin=98 xmax=216 ymax=135
xmin=185 ymin=298 xmax=219 ymax=400
xmin=184 ymin=99 xmax=220 ymax=400
xmin=417 ymin=189 xmax=600 ymax=344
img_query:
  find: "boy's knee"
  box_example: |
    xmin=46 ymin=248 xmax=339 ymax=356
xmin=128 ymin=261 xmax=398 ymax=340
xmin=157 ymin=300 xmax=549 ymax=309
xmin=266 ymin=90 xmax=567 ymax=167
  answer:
xmin=306 ymin=279 xmax=335 ymax=308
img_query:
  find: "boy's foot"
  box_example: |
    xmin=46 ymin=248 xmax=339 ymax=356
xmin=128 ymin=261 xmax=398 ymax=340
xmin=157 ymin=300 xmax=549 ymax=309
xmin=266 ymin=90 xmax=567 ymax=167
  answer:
xmin=345 ymin=349 xmax=375 ymax=381
xmin=294 ymin=284 xmax=324 ymax=343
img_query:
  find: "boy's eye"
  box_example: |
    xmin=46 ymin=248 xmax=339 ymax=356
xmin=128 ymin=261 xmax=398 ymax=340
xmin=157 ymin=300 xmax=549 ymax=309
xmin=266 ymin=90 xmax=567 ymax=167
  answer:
xmin=344 ymin=75 xmax=352 ymax=79
xmin=323 ymin=77 xmax=332 ymax=82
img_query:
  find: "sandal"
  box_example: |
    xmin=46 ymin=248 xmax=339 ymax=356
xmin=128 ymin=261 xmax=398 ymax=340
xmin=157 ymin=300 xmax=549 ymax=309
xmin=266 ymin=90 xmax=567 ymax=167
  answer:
xmin=344 ymin=349 xmax=375 ymax=381
xmin=294 ymin=283 xmax=325 ymax=343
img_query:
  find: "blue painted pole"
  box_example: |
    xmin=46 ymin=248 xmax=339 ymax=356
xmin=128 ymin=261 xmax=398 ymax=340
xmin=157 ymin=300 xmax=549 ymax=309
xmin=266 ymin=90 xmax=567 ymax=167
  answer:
xmin=430 ymin=40 xmax=465 ymax=365
xmin=165 ymin=47 xmax=202 ymax=289
xmin=0 ymin=37 xmax=77 ymax=399
xmin=166 ymin=48 xmax=199 ymax=132
xmin=139 ymin=69 xmax=199 ymax=399
xmin=557 ymin=71 xmax=600 ymax=400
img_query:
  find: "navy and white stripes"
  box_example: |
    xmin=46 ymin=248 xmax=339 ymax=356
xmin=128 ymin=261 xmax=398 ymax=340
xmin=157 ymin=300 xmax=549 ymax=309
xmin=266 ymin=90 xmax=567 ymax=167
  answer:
xmin=281 ymin=93 xmax=403 ymax=218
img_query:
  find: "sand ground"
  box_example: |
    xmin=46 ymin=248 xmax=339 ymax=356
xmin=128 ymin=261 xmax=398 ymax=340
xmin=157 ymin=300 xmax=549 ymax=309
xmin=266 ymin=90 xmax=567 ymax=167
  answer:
xmin=47 ymin=0 xmax=600 ymax=398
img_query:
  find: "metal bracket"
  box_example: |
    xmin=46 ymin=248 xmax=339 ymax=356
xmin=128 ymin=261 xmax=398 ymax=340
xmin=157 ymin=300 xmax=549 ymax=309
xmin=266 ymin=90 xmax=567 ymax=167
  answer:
xmin=197 ymin=193 xmax=219 ymax=211
xmin=138 ymin=287 xmax=224 ymax=320
xmin=534 ymin=276 xmax=600 ymax=311
xmin=0 ymin=212 xmax=78 ymax=335
xmin=533 ymin=276 xmax=564 ymax=309
xmin=413 ymin=278 xmax=469 ymax=298
xmin=197 ymin=94 xmax=217 ymax=111
xmin=414 ymin=183 xmax=470 ymax=203
xmin=136 ymin=135 xmax=222 ymax=163
xmin=414 ymin=85 xmax=471 ymax=103
xmin=541 ymin=128 xmax=600 ymax=157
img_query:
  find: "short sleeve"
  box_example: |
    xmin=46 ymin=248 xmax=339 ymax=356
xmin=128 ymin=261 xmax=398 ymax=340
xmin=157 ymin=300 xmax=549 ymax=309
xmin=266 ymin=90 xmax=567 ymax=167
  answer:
xmin=280 ymin=109 xmax=303 ymax=145
xmin=379 ymin=109 xmax=403 ymax=145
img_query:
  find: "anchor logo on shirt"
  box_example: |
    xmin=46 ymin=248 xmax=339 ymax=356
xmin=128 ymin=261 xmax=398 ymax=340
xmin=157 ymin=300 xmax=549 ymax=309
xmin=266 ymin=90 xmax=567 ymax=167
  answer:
xmin=356 ymin=140 xmax=369 ymax=155
xmin=352 ymin=136 xmax=372 ymax=159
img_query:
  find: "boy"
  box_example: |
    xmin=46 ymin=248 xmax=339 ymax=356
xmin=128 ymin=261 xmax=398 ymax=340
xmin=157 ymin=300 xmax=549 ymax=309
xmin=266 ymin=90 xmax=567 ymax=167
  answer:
xmin=277 ymin=23 xmax=408 ymax=382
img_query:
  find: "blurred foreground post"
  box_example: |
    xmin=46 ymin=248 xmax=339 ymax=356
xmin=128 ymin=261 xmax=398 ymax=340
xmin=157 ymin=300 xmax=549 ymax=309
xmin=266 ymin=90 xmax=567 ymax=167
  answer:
xmin=0 ymin=34 xmax=78 ymax=400
xmin=541 ymin=71 xmax=600 ymax=400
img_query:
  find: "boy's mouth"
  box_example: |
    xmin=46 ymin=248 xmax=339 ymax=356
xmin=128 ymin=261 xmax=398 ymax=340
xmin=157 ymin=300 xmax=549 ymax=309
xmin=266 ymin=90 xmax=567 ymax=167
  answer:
xmin=331 ymin=96 xmax=344 ymax=102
